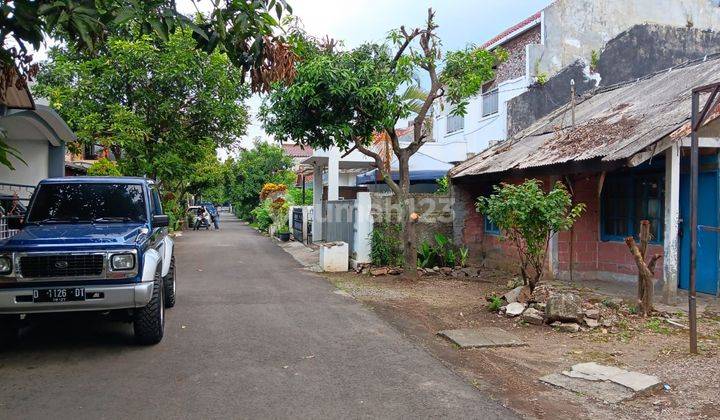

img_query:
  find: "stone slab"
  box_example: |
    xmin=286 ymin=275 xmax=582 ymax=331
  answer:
xmin=438 ymin=327 xmax=526 ymax=349
xmin=540 ymin=373 xmax=634 ymax=404
xmin=542 ymin=362 xmax=662 ymax=402
xmin=609 ymin=371 xmax=662 ymax=393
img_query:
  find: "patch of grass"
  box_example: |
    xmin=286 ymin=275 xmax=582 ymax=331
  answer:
xmin=602 ymin=298 xmax=620 ymax=309
xmin=646 ymin=318 xmax=672 ymax=335
xmin=487 ymin=295 xmax=504 ymax=312
xmin=628 ymin=305 xmax=639 ymax=315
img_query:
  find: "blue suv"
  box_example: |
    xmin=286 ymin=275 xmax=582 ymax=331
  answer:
xmin=0 ymin=177 xmax=176 ymax=345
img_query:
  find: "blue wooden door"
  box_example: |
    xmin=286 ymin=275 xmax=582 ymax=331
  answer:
xmin=679 ymin=170 xmax=719 ymax=295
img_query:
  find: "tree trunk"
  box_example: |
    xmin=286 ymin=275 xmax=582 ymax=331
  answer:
xmin=398 ymin=153 xmax=418 ymax=275
xmin=625 ymin=220 xmax=661 ymax=316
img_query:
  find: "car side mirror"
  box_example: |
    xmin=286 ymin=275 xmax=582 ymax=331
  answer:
xmin=152 ymin=214 xmax=169 ymax=228
xmin=6 ymin=216 xmax=24 ymax=230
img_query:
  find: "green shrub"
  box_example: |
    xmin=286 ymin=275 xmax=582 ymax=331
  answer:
xmin=488 ymin=296 xmax=503 ymax=312
xmin=476 ymin=179 xmax=584 ymax=290
xmin=87 ymin=157 xmax=121 ymax=176
xmin=161 ymin=198 xmax=184 ymax=232
xmin=251 ymin=200 xmax=273 ymax=232
xmin=287 ymin=187 xmax=313 ymax=205
xmin=370 ymin=222 xmax=403 ymax=266
xmin=459 ymin=247 xmax=469 ymax=268
xmin=435 ymin=175 xmax=449 ymax=194
xmin=418 ymin=240 xmax=434 ymax=268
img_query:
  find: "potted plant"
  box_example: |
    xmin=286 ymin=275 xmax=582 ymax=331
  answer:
xmin=277 ymin=225 xmax=291 ymax=242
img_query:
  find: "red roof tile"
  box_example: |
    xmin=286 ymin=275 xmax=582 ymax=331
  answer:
xmin=282 ymin=143 xmax=313 ymax=157
xmin=481 ymin=11 xmax=541 ymax=50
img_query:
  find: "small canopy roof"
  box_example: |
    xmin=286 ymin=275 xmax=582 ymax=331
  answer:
xmin=356 ymin=151 xmax=452 ymax=184
xmin=0 ymin=105 xmax=76 ymax=146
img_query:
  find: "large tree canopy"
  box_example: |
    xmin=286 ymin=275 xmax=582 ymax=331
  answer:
xmin=0 ymin=0 xmax=293 ymax=170
xmin=1 ymin=0 xmax=293 ymax=92
xmin=260 ymin=9 xmax=505 ymax=271
xmin=226 ymin=140 xmax=294 ymax=219
xmin=34 ymin=29 xmax=248 ymax=196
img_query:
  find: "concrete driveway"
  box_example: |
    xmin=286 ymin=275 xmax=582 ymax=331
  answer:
xmin=0 ymin=215 xmax=516 ymax=419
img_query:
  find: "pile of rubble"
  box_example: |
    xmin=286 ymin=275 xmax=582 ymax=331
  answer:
xmin=497 ymin=284 xmax=621 ymax=332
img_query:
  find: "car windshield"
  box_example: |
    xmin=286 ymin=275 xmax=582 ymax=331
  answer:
xmin=26 ymin=183 xmax=147 ymax=223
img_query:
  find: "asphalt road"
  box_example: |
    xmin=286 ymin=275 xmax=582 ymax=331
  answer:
xmin=0 ymin=215 xmax=516 ymax=419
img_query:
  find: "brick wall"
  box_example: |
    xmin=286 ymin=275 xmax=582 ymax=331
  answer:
xmin=495 ymin=26 xmax=541 ymax=84
xmin=453 ymin=172 xmax=663 ymax=282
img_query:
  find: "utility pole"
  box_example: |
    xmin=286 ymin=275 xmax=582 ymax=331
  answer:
xmin=569 ymin=79 xmax=576 ymax=283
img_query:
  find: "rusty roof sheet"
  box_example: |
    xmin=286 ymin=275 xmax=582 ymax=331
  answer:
xmin=450 ymin=55 xmax=720 ymax=179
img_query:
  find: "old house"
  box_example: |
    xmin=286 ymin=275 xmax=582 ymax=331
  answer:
xmin=434 ymin=0 xmax=720 ymax=157
xmin=451 ymin=52 xmax=720 ymax=299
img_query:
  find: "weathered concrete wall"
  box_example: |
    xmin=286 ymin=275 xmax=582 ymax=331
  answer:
xmin=506 ymin=60 xmax=598 ymax=137
xmin=597 ymin=24 xmax=720 ymax=86
xmin=540 ymin=0 xmax=720 ymax=75
xmin=507 ymin=23 xmax=720 ymax=136
xmin=370 ymin=192 xmax=453 ymax=245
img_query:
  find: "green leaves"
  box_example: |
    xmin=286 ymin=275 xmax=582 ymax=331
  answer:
xmin=35 ymin=29 xmax=248 ymax=199
xmin=260 ymin=39 xmax=407 ymax=151
xmin=476 ymin=180 xmax=585 ymax=288
xmin=441 ymin=46 xmax=507 ymax=112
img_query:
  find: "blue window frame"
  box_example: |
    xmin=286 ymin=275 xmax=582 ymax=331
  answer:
xmin=601 ymin=172 xmax=664 ymax=242
xmin=484 ymin=216 xmax=500 ymax=235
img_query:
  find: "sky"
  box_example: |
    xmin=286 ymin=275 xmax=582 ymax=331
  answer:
xmin=34 ymin=0 xmax=553 ymax=156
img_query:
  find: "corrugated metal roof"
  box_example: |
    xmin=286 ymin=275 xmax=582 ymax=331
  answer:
xmin=450 ymin=55 xmax=720 ymax=179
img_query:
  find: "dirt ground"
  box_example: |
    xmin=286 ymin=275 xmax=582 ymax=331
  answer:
xmin=321 ymin=269 xmax=720 ymax=420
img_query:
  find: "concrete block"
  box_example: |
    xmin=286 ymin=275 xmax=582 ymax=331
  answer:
xmin=437 ymin=327 xmax=526 ymax=349
xmin=319 ymin=241 xmax=349 ymax=272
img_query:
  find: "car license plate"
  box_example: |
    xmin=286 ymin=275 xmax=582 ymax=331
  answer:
xmin=33 ymin=288 xmax=86 ymax=303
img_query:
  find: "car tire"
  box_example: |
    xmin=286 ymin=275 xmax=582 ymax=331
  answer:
xmin=163 ymin=256 xmax=176 ymax=309
xmin=133 ymin=269 xmax=165 ymax=345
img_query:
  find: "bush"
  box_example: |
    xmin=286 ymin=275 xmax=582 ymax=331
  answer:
xmin=435 ymin=175 xmax=449 ymax=194
xmin=487 ymin=296 xmax=503 ymax=312
xmin=87 ymin=157 xmax=121 ymax=176
xmin=476 ymin=179 xmax=585 ymax=290
xmin=370 ymin=222 xmax=403 ymax=266
xmin=417 ymin=233 xmax=468 ymax=268
xmin=287 ymin=187 xmax=312 ymax=205
xmin=251 ymin=200 xmax=273 ymax=232
xmin=161 ymin=198 xmax=184 ymax=231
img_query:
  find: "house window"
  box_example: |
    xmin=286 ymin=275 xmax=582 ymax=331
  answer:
xmin=484 ymin=216 xmax=500 ymax=235
xmin=601 ymin=173 xmax=664 ymax=242
xmin=446 ymin=113 xmax=464 ymax=134
xmin=482 ymin=89 xmax=499 ymax=117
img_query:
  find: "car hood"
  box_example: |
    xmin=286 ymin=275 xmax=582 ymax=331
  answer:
xmin=2 ymin=223 xmax=147 ymax=249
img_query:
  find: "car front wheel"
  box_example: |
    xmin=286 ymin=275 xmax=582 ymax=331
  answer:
xmin=133 ymin=269 xmax=165 ymax=345
xmin=163 ymin=256 xmax=176 ymax=308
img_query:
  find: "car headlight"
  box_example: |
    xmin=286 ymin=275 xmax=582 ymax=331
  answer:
xmin=0 ymin=256 xmax=11 ymax=275
xmin=111 ymin=254 xmax=135 ymax=271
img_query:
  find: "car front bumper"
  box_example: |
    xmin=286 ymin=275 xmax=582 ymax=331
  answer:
xmin=0 ymin=282 xmax=154 ymax=314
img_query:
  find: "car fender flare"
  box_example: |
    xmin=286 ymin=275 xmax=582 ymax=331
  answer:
xmin=141 ymin=248 xmax=162 ymax=282
xmin=161 ymin=235 xmax=174 ymax=277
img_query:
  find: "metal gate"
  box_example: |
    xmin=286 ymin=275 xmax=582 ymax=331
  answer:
xmin=325 ymin=200 xmax=355 ymax=252
xmin=292 ymin=207 xmax=303 ymax=241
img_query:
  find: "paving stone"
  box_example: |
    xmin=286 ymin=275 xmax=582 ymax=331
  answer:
xmin=543 ymin=362 xmax=663 ymax=402
xmin=438 ymin=327 xmax=526 ymax=349
xmin=608 ymin=371 xmax=662 ymax=393
xmin=540 ymin=373 xmax=634 ymax=404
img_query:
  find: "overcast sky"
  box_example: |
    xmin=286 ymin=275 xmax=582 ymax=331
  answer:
xmin=35 ymin=0 xmax=552 ymax=156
